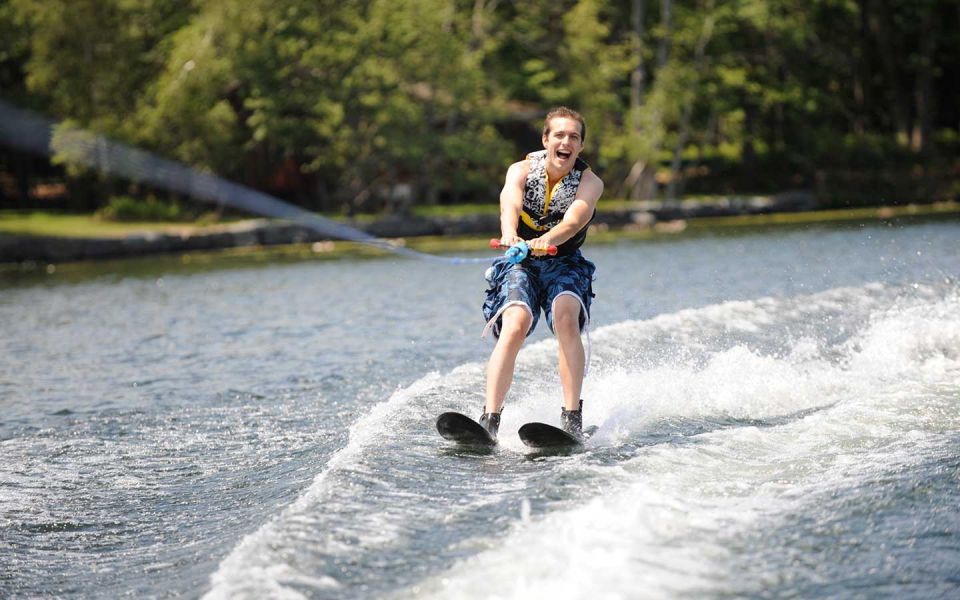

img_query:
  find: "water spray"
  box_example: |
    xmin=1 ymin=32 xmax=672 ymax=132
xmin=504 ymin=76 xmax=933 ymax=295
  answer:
xmin=0 ymin=100 xmax=498 ymax=265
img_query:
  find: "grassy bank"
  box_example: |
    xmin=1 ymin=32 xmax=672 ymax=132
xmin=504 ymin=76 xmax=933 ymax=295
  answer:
xmin=2 ymin=201 xmax=958 ymax=240
xmin=0 ymin=211 xmax=216 ymax=238
xmin=2 ymin=201 xmax=958 ymax=284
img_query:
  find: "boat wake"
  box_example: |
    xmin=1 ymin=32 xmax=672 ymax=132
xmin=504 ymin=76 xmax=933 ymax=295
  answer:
xmin=206 ymin=280 xmax=960 ymax=599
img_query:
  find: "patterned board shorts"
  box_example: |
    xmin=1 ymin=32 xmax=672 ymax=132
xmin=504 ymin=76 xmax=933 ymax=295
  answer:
xmin=482 ymin=251 xmax=596 ymax=338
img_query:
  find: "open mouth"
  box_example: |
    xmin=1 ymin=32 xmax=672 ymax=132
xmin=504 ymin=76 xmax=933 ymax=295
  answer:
xmin=557 ymin=149 xmax=572 ymax=160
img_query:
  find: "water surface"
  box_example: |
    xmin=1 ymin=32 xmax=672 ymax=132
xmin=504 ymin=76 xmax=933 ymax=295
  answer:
xmin=1 ymin=220 xmax=958 ymax=598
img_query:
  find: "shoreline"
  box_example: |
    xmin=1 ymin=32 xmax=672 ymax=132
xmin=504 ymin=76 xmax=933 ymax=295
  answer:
xmin=1 ymin=198 xmax=958 ymax=267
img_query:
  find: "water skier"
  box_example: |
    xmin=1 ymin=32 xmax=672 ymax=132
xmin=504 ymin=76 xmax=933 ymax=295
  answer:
xmin=480 ymin=106 xmax=604 ymax=441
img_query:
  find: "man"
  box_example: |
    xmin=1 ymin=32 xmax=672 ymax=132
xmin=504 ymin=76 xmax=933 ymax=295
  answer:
xmin=480 ymin=106 xmax=604 ymax=440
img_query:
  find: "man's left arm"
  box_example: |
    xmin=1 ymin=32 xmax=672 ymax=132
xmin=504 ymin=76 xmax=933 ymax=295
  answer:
xmin=529 ymin=171 xmax=604 ymax=253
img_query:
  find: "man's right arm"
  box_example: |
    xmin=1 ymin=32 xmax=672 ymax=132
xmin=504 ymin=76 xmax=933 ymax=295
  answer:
xmin=498 ymin=160 xmax=528 ymax=247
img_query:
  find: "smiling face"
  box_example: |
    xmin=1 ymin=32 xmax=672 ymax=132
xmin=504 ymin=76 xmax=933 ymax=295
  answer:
xmin=542 ymin=116 xmax=585 ymax=178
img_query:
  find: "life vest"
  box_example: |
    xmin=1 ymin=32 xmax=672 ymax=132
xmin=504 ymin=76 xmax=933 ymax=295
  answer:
xmin=518 ymin=150 xmax=594 ymax=254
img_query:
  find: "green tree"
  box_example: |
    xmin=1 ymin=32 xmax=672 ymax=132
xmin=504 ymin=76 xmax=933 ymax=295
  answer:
xmin=3 ymin=0 xmax=957 ymax=213
xmin=132 ymin=0 xmax=512 ymax=212
xmin=336 ymin=0 xmax=512 ymax=212
xmin=0 ymin=0 xmax=30 ymax=103
xmin=12 ymin=0 xmax=192 ymax=132
xmin=9 ymin=0 xmax=195 ymax=208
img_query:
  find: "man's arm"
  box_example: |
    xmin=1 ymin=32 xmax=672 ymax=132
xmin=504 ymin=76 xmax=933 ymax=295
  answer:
xmin=529 ymin=170 xmax=604 ymax=253
xmin=497 ymin=160 xmax=529 ymax=248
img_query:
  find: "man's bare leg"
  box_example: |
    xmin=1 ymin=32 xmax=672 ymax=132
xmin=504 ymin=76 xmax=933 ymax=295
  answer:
xmin=485 ymin=305 xmax=532 ymax=414
xmin=552 ymin=294 xmax=585 ymax=411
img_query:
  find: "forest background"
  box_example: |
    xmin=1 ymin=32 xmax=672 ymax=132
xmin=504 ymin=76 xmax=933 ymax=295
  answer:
xmin=0 ymin=0 xmax=958 ymax=221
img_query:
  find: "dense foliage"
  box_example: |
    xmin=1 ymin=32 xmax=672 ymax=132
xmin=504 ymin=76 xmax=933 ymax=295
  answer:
xmin=1 ymin=0 xmax=957 ymax=212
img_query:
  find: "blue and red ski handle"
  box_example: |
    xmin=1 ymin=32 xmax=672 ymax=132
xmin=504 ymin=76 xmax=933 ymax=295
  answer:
xmin=489 ymin=238 xmax=558 ymax=264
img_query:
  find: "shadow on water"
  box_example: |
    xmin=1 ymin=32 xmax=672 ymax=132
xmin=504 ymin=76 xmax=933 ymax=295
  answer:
xmin=591 ymin=403 xmax=836 ymax=464
xmin=523 ymin=446 xmax=587 ymax=461
xmin=667 ymin=402 xmax=835 ymax=437
xmin=437 ymin=445 xmax=498 ymax=458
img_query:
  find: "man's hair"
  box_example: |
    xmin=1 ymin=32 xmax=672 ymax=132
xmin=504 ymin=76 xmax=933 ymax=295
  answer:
xmin=542 ymin=107 xmax=586 ymax=143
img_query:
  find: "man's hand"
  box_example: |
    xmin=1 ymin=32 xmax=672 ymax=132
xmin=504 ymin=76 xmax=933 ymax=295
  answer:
xmin=498 ymin=234 xmax=524 ymax=249
xmin=527 ymin=237 xmax=554 ymax=256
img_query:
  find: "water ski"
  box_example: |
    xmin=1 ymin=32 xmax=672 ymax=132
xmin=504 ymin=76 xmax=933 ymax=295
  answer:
xmin=518 ymin=422 xmax=598 ymax=449
xmin=436 ymin=412 xmax=497 ymax=447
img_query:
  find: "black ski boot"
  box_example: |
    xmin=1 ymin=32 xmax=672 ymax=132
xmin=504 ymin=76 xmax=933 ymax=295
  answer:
xmin=478 ymin=411 xmax=501 ymax=439
xmin=560 ymin=400 xmax=584 ymax=439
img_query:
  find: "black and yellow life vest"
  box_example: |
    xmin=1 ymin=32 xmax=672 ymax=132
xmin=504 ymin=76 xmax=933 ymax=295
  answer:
xmin=518 ymin=150 xmax=594 ymax=255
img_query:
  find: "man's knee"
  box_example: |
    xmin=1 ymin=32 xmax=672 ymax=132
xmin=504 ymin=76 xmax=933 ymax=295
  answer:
xmin=500 ymin=305 xmax=532 ymax=339
xmin=552 ymin=295 xmax=582 ymax=336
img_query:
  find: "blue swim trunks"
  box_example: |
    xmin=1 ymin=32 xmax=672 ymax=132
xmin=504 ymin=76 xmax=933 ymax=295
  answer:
xmin=482 ymin=251 xmax=596 ymax=338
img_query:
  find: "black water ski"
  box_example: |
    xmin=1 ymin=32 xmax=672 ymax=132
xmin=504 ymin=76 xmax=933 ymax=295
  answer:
xmin=518 ymin=422 xmax=598 ymax=449
xmin=436 ymin=412 xmax=497 ymax=447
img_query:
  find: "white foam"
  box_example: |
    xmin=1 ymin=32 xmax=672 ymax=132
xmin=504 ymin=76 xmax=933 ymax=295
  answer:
xmin=406 ymin=285 xmax=960 ymax=599
xmin=846 ymin=293 xmax=960 ymax=382
xmin=208 ymin=283 xmax=960 ymax=599
xmin=204 ymin=373 xmax=444 ymax=599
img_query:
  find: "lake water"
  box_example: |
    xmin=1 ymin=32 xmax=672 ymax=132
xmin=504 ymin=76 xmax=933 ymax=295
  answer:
xmin=1 ymin=219 xmax=958 ymax=599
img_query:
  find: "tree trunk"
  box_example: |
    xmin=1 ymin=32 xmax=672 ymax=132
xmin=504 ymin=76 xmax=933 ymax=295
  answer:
xmin=869 ymin=0 xmax=911 ymax=146
xmin=622 ymin=158 xmax=647 ymax=201
xmin=667 ymin=103 xmax=691 ymax=201
xmin=911 ymin=4 xmax=938 ymax=154
xmin=742 ymin=103 xmax=757 ymax=170
xmin=630 ymin=0 xmax=646 ymax=122
xmin=657 ymin=0 xmax=672 ymax=69
xmin=629 ymin=0 xmax=647 ymax=200
xmin=667 ymin=8 xmax=714 ymax=200
xmin=853 ymin=0 xmax=872 ymax=136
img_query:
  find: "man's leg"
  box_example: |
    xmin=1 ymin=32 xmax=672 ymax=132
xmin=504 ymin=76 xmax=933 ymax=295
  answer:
xmin=552 ymin=294 xmax=585 ymax=411
xmin=485 ymin=305 xmax=533 ymax=414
